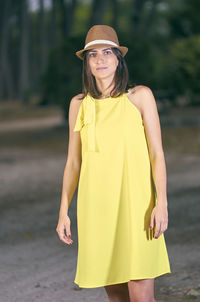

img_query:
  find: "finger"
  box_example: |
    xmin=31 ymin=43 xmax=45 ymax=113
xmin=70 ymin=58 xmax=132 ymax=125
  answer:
xmin=65 ymin=224 xmax=72 ymax=238
xmin=165 ymin=220 xmax=168 ymax=230
xmin=57 ymin=226 xmax=73 ymax=245
xmin=64 ymin=223 xmax=73 ymax=243
xmin=157 ymin=221 xmax=164 ymax=238
xmin=58 ymin=233 xmax=73 ymax=245
xmin=156 ymin=219 xmax=167 ymax=238
xmin=150 ymin=212 xmax=155 ymax=230
xmin=160 ymin=222 xmax=168 ymax=236
xmin=154 ymin=221 xmax=161 ymax=239
xmin=66 ymin=233 xmax=73 ymax=244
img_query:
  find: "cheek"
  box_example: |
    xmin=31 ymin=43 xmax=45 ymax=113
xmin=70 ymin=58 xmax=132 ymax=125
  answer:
xmin=110 ymin=57 xmax=119 ymax=70
xmin=88 ymin=60 xmax=96 ymax=73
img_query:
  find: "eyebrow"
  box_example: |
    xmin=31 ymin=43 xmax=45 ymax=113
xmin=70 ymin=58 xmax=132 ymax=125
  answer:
xmin=88 ymin=48 xmax=112 ymax=52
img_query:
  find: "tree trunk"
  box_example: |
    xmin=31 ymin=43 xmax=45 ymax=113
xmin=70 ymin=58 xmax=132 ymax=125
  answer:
xmin=50 ymin=0 xmax=57 ymax=45
xmin=0 ymin=0 xmax=14 ymax=100
xmin=131 ymin=0 xmax=147 ymax=35
xmin=19 ymin=0 xmax=29 ymax=101
xmin=88 ymin=0 xmax=108 ymax=27
xmin=66 ymin=0 xmax=77 ymax=36
xmin=58 ymin=0 xmax=68 ymax=38
xmin=110 ymin=0 xmax=119 ymax=30
xmin=29 ymin=4 xmax=37 ymax=96
xmin=39 ymin=0 xmax=47 ymax=74
xmin=0 ymin=1 xmax=4 ymax=99
xmin=143 ymin=0 xmax=159 ymax=36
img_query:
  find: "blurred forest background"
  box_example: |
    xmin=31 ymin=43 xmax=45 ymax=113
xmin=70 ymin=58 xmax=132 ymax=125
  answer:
xmin=1 ymin=1 xmax=200 ymax=302
xmin=1 ymin=0 xmax=200 ymax=117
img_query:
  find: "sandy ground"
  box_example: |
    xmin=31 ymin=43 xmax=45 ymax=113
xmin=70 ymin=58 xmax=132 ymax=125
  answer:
xmin=0 ymin=107 xmax=200 ymax=302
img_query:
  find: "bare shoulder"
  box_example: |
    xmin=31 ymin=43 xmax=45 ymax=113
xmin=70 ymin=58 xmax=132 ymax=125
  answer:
xmin=68 ymin=93 xmax=84 ymax=127
xmin=128 ymin=85 xmax=154 ymax=99
xmin=70 ymin=93 xmax=85 ymax=105
xmin=69 ymin=93 xmax=84 ymax=112
xmin=135 ymin=85 xmax=156 ymax=107
xmin=127 ymin=85 xmax=156 ymax=116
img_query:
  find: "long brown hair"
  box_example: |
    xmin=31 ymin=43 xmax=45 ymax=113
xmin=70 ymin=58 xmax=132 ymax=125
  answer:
xmin=81 ymin=48 xmax=133 ymax=99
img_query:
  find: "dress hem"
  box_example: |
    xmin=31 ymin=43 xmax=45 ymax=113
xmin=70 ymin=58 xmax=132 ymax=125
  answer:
xmin=73 ymin=270 xmax=171 ymax=288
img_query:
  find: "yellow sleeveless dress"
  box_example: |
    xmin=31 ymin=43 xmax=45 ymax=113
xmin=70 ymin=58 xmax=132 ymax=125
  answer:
xmin=73 ymin=91 xmax=171 ymax=288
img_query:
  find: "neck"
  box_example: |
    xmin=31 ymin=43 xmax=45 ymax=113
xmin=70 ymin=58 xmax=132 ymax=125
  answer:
xmin=95 ymin=76 xmax=115 ymax=98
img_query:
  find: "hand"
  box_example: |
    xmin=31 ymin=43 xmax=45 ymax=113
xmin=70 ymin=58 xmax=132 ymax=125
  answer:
xmin=150 ymin=202 xmax=168 ymax=239
xmin=56 ymin=215 xmax=73 ymax=245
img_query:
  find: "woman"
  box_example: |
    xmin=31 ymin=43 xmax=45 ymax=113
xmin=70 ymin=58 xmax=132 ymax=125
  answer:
xmin=56 ymin=25 xmax=171 ymax=302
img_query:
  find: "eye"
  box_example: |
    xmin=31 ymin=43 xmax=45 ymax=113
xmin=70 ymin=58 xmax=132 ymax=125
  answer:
xmin=88 ymin=52 xmax=96 ymax=57
xmin=104 ymin=50 xmax=112 ymax=55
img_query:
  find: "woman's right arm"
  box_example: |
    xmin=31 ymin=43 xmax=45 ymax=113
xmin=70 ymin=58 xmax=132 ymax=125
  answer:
xmin=56 ymin=94 xmax=84 ymax=245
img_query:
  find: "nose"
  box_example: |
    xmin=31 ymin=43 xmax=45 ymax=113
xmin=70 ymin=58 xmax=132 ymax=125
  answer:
xmin=96 ymin=53 xmax=105 ymax=64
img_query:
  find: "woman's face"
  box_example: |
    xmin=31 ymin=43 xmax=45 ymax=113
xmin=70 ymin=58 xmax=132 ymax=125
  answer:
xmin=87 ymin=47 xmax=119 ymax=79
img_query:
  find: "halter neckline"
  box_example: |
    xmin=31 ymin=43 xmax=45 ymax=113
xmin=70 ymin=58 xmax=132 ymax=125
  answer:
xmin=88 ymin=92 xmax=125 ymax=102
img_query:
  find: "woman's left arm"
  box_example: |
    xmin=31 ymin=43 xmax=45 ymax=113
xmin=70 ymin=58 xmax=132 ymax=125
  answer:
xmin=139 ymin=86 xmax=168 ymax=239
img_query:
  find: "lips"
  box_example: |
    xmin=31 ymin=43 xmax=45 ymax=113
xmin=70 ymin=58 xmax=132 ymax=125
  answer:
xmin=96 ymin=67 xmax=107 ymax=70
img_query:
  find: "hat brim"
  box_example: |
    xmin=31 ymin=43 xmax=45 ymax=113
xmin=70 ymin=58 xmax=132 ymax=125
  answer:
xmin=76 ymin=44 xmax=128 ymax=60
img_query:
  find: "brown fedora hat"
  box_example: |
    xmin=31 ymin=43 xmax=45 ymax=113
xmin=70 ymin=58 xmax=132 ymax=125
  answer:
xmin=76 ymin=25 xmax=128 ymax=60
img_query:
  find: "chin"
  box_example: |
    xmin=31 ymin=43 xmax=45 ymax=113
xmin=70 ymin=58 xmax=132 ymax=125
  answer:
xmin=93 ymin=70 xmax=116 ymax=79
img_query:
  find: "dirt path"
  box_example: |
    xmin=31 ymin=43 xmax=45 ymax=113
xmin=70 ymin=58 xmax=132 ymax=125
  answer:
xmin=0 ymin=116 xmax=63 ymax=132
xmin=0 ymin=114 xmax=200 ymax=302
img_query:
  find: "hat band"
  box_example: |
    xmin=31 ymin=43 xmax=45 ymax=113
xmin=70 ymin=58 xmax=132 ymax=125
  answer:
xmin=84 ymin=39 xmax=118 ymax=49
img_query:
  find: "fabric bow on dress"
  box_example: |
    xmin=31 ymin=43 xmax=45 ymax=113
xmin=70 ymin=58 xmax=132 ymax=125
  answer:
xmin=73 ymin=93 xmax=97 ymax=152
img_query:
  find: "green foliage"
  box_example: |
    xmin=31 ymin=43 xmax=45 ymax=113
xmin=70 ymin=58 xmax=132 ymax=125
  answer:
xmin=169 ymin=0 xmax=200 ymax=37
xmin=41 ymin=33 xmax=174 ymax=116
xmin=41 ymin=36 xmax=83 ymax=119
xmin=123 ymin=35 xmax=175 ymax=96
xmin=73 ymin=3 xmax=91 ymax=35
xmin=125 ymin=37 xmax=158 ymax=88
xmin=169 ymin=35 xmax=200 ymax=104
xmin=41 ymin=32 xmax=200 ymax=117
xmin=41 ymin=34 xmax=160 ymax=115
